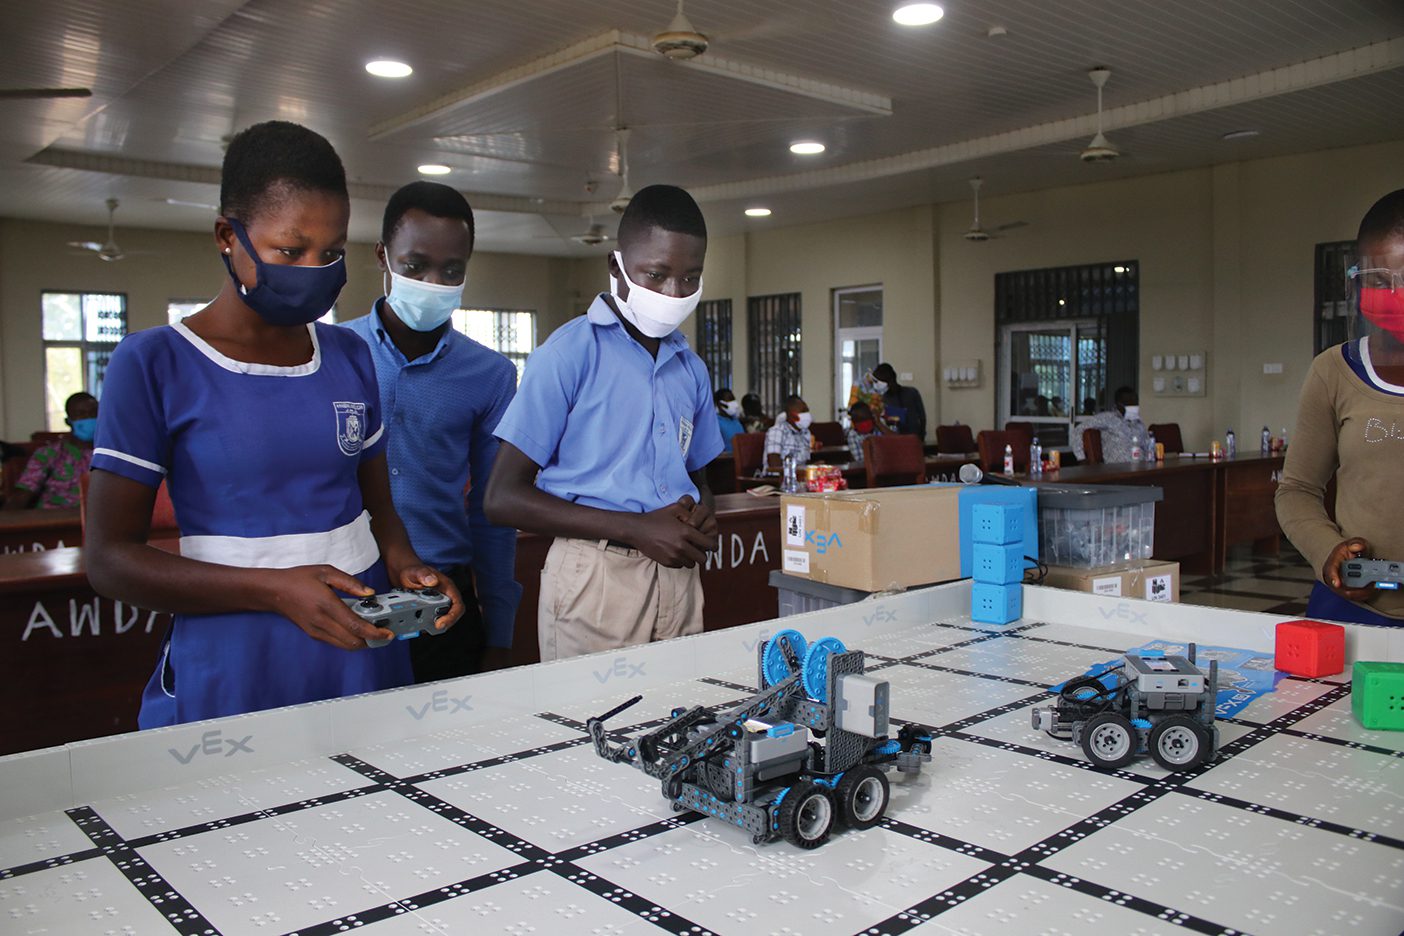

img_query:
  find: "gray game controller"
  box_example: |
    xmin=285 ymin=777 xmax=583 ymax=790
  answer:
xmin=345 ymin=588 xmax=453 ymax=648
xmin=1342 ymin=558 xmax=1404 ymax=591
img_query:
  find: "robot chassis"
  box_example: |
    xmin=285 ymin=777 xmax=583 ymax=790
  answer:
xmin=586 ymin=631 xmax=933 ymax=849
xmin=1031 ymin=644 xmax=1221 ymax=771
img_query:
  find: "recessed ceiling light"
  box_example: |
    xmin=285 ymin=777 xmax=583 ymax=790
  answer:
xmin=417 ymin=164 xmax=451 ymax=175
xmin=745 ymin=207 xmax=772 ymax=217
xmin=893 ymin=3 xmax=944 ymax=26
xmin=366 ymin=60 xmax=413 ymax=79
xmin=1113 ymin=265 xmax=1127 ymax=274
xmin=789 ymin=140 xmax=825 ymax=155
xmin=1057 ymin=298 xmax=1066 ymax=306
xmin=1220 ymin=129 xmax=1261 ymax=141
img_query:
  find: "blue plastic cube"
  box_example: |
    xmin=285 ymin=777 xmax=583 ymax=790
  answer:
xmin=971 ymin=582 xmax=1023 ymax=625
xmin=971 ymin=503 xmax=1023 ymax=546
xmin=972 ymin=542 xmax=1026 ymax=585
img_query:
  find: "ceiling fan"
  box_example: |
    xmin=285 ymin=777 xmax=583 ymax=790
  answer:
xmin=963 ymin=178 xmax=1028 ymax=242
xmin=1081 ymin=68 xmax=1120 ymax=163
xmin=0 ymin=86 xmax=91 ymax=100
xmin=537 ymin=214 xmax=614 ymax=247
xmin=67 ymin=198 xmax=139 ymax=262
xmin=610 ymin=128 xmax=633 ymax=214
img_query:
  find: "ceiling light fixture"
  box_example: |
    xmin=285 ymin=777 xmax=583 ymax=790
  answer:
xmin=1113 ymin=265 xmax=1127 ymax=274
xmin=745 ymin=207 xmax=772 ymax=217
xmin=1221 ymin=129 xmax=1261 ymax=141
xmin=789 ymin=140 xmax=825 ymax=155
xmin=893 ymin=3 xmax=944 ymax=26
xmin=417 ymin=164 xmax=451 ymax=175
xmin=366 ymin=60 xmax=413 ymax=79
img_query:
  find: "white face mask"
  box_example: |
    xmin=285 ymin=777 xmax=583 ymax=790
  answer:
xmin=385 ymin=270 xmax=465 ymax=332
xmin=1123 ymin=405 xmax=1141 ymax=422
xmin=722 ymin=400 xmax=741 ymax=417
xmin=795 ymin=412 xmax=813 ymax=430
xmin=609 ymin=250 xmax=702 ymax=338
xmin=873 ymin=380 xmax=889 ymax=394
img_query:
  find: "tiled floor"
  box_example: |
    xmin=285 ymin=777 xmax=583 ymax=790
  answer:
xmin=1179 ymin=540 xmax=1316 ymax=615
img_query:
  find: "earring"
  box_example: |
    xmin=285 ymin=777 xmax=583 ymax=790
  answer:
xmin=224 ymin=247 xmax=231 ymax=254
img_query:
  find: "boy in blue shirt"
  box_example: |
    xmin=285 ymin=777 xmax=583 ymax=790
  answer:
xmin=714 ymin=388 xmax=745 ymax=452
xmin=486 ymin=185 xmax=722 ymax=661
xmin=344 ymin=182 xmax=521 ymax=677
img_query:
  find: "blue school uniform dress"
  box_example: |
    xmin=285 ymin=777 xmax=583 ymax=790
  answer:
xmin=92 ymin=321 xmax=413 ymax=727
xmin=493 ymin=294 xmax=724 ymax=513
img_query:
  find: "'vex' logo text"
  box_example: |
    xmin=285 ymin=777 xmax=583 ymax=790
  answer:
xmin=169 ymin=729 xmax=253 ymax=764
xmin=407 ymin=689 xmax=473 ymax=720
xmin=594 ymin=657 xmax=647 ymax=683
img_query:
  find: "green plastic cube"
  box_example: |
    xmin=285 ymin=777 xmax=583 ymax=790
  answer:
xmin=1352 ymin=661 xmax=1404 ymax=731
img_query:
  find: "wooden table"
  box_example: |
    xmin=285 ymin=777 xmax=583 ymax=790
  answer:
xmin=1048 ymin=453 xmax=1285 ymax=576
xmin=509 ymin=492 xmax=782 ymax=668
xmin=0 ymin=546 xmax=172 ymax=754
xmin=0 ymin=507 xmax=82 ymax=555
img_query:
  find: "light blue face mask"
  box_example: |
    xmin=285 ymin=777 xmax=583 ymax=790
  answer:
xmin=385 ymin=269 xmax=465 ymax=332
xmin=69 ymin=417 xmax=97 ymax=442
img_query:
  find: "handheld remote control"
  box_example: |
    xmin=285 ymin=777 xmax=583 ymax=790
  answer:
xmin=1342 ymin=558 xmax=1404 ymax=591
xmin=344 ymin=588 xmax=453 ymax=647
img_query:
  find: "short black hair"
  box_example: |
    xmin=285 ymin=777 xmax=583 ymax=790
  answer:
xmin=220 ymin=121 xmax=347 ymax=222
xmin=64 ymin=392 xmax=96 ymax=415
xmin=714 ymin=388 xmax=735 ymax=405
xmin=1113 ymin=386 xmax=1137 ymax=407
xmin=741 ymin=393 xmax=764 ymax=416
xmin=1358 ymin=189 xmax=1404 ymax=247
xmin=873 ymin=363 xmax=896 ymax=382
xmin=382 ymin=180 xmax=475 ymax=246
xmin=850 ymin=401 xmax=873 ymax=419
xmin=617 ymin=184 xmax=707 ymax=248
xmin=783 ymin=394 xmax=806 ymax=411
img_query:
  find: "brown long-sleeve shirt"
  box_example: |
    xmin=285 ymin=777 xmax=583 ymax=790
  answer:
xmin=1275 ymin=339 xmax=1404 ymax=618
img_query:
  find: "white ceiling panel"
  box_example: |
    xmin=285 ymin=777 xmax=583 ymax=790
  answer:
xmin=0 ymin=0 xmax=1400 ymax=255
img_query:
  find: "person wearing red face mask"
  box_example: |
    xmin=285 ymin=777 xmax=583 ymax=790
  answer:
xmin=844 ymin=401 xmax=893 ymax=465
xmin=1277 ymin=188 xmax=1404 ymax=626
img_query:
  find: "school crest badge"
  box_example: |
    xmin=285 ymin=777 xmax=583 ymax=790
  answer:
xmin=333 ymin=401 xmax=366 ymax=456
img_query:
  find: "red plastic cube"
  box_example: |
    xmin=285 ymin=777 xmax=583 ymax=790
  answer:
xmin=1275 ymin=619 xmax=1345 ymax=678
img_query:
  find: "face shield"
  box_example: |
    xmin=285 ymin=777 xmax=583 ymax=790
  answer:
xmin=1346 ymin=257 xmax=1404 ymax=350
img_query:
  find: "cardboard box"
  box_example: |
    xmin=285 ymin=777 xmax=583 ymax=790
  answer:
xmin=779 ymin=486 xmax=961 ymax=592
xmin=1028 ymin=559 xmax=1180 ymax=603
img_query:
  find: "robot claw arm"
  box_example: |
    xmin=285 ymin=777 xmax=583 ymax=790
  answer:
xmin=586 ymin=695 xmax=644 ymax=764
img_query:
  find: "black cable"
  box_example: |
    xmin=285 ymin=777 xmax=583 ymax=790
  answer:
xmin=1024 ymin=555 xmax=1049 ymax=584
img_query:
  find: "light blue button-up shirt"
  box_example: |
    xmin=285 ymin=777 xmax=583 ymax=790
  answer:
xmin=494 ymin=293 xmax=724 ymax=514
xmin=343 ymin=303 xmax=522 ymax=647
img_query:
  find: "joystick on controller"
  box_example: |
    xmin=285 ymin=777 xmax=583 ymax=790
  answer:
xmin=344 ymin=589 xmax=453 ymax=648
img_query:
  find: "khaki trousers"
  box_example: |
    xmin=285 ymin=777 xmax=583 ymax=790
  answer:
xmin=538 ymin=538 xmax=704 ymax=662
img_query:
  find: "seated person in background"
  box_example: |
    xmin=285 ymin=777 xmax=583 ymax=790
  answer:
xmin=844 ymin=400 xmax=893 ymax=464
xmin=739 ymin=392 xmax=769 ymax=433
xmin=1070 ymin=386 xmax=1152 ymax=463
xmin=873 ymin=362 xmax=926 ymax=439
xmin=714 ymin=388 xmax=745 ymax=451
xmin=1050 ymin=396 xmax=1068 ymax=417
xmin=3 ymin=392 xmax=97 ymax=510
xmin=765 ymin=394 xmax=813 ymax=470
xmin=1277 ymin=187 xmax=1404 ymax=627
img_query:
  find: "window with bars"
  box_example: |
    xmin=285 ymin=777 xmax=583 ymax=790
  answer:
xmin=995 ymin=261 xmax=1137 ymax=445
xmin=747 ymin=293 xmax=802 ymax=416
xmin=41 ymin=291 xmax=127 ymax=431
xmin=1315 ymin=241 xmax=1355 ymax=355
xmin=453 ymin=308 xmax=536 ymax=382
xmin=697 ymin=299 xmax=733 ymax=390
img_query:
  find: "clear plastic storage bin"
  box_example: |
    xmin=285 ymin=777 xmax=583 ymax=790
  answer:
xmin=1036 ymin=484 xmax=1163 ymax=569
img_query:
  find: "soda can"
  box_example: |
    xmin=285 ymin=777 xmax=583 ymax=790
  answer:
xmin=1211 ymin=440 xmax=1223 ymax=459
xmin=1155 ymin=442 xmax=1165 ymax=461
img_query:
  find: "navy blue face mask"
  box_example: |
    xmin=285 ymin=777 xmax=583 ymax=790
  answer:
xmin=221 ymin=217 xmax=346 ymax=327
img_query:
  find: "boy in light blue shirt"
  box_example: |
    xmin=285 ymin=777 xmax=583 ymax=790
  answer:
xmin=715 ymin=388 xmax=746 ymax=452
xmin=487 ymin=185 xmax=722 ymax=661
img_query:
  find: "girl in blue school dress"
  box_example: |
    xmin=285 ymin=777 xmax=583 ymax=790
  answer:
xmin=85 ymin=121 xmax=463 ymax=727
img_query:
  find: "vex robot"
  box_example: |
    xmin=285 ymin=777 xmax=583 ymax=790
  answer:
xmin=586 ymin=630 xmax=932 ymax=849
xmin=1032 ymin=645 xmax=1220 ymax=771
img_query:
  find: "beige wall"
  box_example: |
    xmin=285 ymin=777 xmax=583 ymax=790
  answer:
xmin=0 ymin=218 xmax=579 ymax=438
xmin=4 ymin=138 xmax=1401 ymax=442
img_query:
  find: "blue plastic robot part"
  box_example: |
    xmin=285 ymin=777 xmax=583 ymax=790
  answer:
xmin=802 ymin=637 xmax=848 ymax=703
xmin=762 ymin=629 xmax=808 ymax=688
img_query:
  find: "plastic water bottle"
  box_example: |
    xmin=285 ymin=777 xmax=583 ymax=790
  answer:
xmin=1029 ymin=436 xmax=1043 ymax=478
xmin=1147 ymin=430 xmax=1158 ymax=462
xmin=1226 ymin=428 xmax=1236 ymax=459
xmin=1003 ymin=443 xmax=1015 ymax=476
xmin=1131 ymin=439 xmax=1143 ymax=462
xmin=781 ymin=454 xmax=799 ymax=493
xmin=1260 ymin=426 xmax=1270 ymax=456
xmin=1280 ymin=427 xmax=1288 ymax=453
